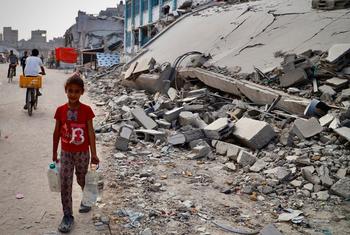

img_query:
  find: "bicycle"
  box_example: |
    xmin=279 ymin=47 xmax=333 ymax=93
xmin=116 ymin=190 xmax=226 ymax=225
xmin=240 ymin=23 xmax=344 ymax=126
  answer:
xmin=8 ymin=64 xmax=16 ymax=83
xmin=19 ymin=75 xmax=43 ymax=116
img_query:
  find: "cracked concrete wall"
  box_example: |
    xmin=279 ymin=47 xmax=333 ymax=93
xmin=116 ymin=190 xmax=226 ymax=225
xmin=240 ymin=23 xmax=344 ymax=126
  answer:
xmin=133 ymin=0 xmax=350 ymax=72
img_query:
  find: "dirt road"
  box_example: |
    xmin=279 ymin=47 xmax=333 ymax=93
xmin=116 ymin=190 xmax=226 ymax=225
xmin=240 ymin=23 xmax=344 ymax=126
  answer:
xmin=0 ymin=64 xmax=99 ymax=235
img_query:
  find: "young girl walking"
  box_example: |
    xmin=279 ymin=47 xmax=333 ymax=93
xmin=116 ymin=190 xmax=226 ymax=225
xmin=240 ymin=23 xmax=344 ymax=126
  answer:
xmin=53 ymin=73 xmax=99 ymax=233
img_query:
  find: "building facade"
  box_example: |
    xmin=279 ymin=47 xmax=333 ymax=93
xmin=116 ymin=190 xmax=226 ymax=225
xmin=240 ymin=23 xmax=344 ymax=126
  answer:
xmin=124 ymin=0 xmax=209 ymax=53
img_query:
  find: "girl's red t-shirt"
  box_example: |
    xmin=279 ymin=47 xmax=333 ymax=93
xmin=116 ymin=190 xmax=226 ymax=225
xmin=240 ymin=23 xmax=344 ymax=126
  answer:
xmin=54 ymin=103 xmax=95 ymax=152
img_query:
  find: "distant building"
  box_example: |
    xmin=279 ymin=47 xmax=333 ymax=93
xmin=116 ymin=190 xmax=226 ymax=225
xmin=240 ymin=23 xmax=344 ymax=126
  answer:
xmin=3 ymin=27 xmax=18 ymax=46
xmin=0 ymin=33 xmax=3 ymax=41
xmin=31 ymin=30 xmax=47 ymax=44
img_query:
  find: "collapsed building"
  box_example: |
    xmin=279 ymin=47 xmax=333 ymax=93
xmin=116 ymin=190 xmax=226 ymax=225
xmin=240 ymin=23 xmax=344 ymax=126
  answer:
xmin=82 ymin=0 xmax=350 ymax=234
xmin=64 ymin=4 xmax=125 ymax=52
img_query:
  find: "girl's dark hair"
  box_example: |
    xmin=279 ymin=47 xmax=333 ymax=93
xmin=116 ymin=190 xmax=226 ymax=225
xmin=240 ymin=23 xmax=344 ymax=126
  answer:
xmin=65 ymin=73 xmax=84 ymax=91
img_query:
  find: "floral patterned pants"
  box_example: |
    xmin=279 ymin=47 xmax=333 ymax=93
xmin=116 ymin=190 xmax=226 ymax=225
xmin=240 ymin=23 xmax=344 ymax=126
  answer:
xmin=60 ymin=150 xmax=90 ymax=216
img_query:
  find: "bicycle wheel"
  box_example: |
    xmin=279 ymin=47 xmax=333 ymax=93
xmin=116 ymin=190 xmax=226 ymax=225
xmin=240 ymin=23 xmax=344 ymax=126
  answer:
xmin=27 ymin=89 xmax=33 ymax=116
xmin=34 ymin=91 xmax=38 ymax=110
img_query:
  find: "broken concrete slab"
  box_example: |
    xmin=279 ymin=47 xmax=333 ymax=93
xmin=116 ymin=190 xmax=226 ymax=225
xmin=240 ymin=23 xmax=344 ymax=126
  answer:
xmin=188 ymin=139 xmax=212 ymax=159
xmin=326 ymin=77 xmax=349 ymax=90
xmin=319 ymin=85 xmax=336 ymax=96
xmin=124 ymin=61 xmax=138 ymax=80
xmin=292 ymin=117 xmax=323 ymax=139
xmin=167 ymin=87 xmax=178 ymax=101
xmin=164 ymin=107 xmax=184 ymax=122
xmin=224 ymin=162 xmax=236 ymax=172
xmin=179 ymin=111 xmax=207 ymax=129
xmin=204 ymin=118 xmax=233 ymax=140
xmin=280 ymin=68 xmax=308 ymax=88
xmin=318 ymin=165 xmax=334 ymax=187
xmin=334 ymin=127 xmax=350 ymax=141
xmin=167 ymin=133 xmax=186 ymax=145
xmin=122 ymin=73 xmax=166 ymax=93
xmin=329 ymin=118 xmax=341 ymax=129
xmin=330 ymin=177 xmax=350 ymax=199
xmin=135 ymin=129 xmax=166 ymax=142
xmin=264 ymin=167 xmax=291 ymax=181
xmin=214 ymin=141 xmax=246 ymax=161
xmin=131 ymin=108 xmax=158 ymax=130
xmin=311 ymin=191 xmax=330 ymax=201
xmin=237 ymin=151 xmax=257 ymax=167
xmin=326 ymin=43 xmax=350 ymax=63
xmin=302 ymin=168 xmax=321 ymax=185
xmin=183 ymin=129 xmax=206 ymax=143
xmin=133 ymin=57 xmax=156 ymax=74
xmin=115 ymin=136 xmax=129 ymax=151
xmin=155 ymin=119 xmax=172 ymax=129
xmin=319 ymin=114 xmax=335 ymax=127
xmin=249 ymin=159 xmax=267 ymax=172
xmin=179 ymin=68 xmax=310 ymax=115
xmin=233 ymin=117 xmax=276 ymax=150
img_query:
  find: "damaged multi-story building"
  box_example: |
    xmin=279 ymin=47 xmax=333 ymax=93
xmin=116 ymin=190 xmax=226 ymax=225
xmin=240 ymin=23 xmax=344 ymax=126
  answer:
xmin=124 ymin=0 xmax=211 ymax=54
xmin=64 ymin=2 xmax=125 ymax=52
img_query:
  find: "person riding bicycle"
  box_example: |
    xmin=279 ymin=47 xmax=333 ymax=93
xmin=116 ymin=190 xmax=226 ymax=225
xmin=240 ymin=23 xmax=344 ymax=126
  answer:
xmin=23 ymin=49 xmax=46 ymax=110
xmin=20 ymin=51 xmax=28 ymax=75
xmin=7 ymin=50 xmax=18 ymax=78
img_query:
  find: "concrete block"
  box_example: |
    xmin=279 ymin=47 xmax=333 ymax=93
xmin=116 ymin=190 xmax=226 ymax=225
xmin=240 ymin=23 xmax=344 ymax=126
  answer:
xmin=264 ymin=167 xmax=291 ymax=181
xmin=326 ymin=77 xmax=348 ymax=90
xmin=214 ymin=140 xmax=245 ymax=160
xmin=292 ymin=117 xmax=322 ymax=139
xmin=167 ymin=133 xmax=186 ymax=145
xmin=280 ymin=68 xmax=308 ymax=88
xmin=135 ymin=129 xmax=166 ymax=142
xmin=167 ymin=87 xmax=178 ymax=101
xmin=334 ymin=127 xmax=350 ymax=141
xmin=319 ymin=114 xmax=334 ymax=127
xmin=120 ymin=124 xmax=134 ymax=139
xmin=319 ymin=85 xmax=336 ymax=96
xmin=204 ymin=118 xmax=234 ymax=140
xmin=179 ymin=111 xmax=207 ymax=129
xmin=131 ymin=107 xmax=157 ymax=130
xmin=179 ymin=111 xmax=195 ymax=126
xmin=224 ymin=162 xmax=236 ymax=171
xmin=330 ymin=177 xmax=350 ymax=199
xmin=237 ymin=151 xmax=257 ymax=167
xmin=164 ymin=107 xmax=184 ymax=122
xmin=249 ymin=159 xmax=267 ymax=172
xmin=183 ymin=129 xmax=205 ymax=143
xmin=329 ymin=117 xmax=340 ymax=129
xmin=115 ymin=136 xmax=129 ymax=151
xmin=233 ymin=117 xmax=276 ymax=150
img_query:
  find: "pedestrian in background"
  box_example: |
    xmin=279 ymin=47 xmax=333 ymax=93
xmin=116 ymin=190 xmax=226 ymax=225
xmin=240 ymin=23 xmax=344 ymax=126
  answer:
xmin=52 ymin=72 xmax=99 ymax=233
xmin=20 ymin=51 xmax=28 ymax=75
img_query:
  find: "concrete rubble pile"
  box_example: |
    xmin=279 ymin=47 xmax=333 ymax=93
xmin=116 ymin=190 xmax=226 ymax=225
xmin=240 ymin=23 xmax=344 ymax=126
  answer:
xmin=85 ymin=40 xmax=350 ymax=235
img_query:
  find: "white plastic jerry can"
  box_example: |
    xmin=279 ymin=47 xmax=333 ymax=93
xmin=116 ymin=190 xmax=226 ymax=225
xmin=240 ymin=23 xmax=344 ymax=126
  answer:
xmin=47 ymin=162 xmax=61 ymax=192
xmin=82 ymin=164 xmax=98 ymax=206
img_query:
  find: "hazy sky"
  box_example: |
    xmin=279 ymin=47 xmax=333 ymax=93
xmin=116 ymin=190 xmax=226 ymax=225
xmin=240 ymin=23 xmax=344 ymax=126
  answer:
xmin=0 ymin=0 xmax=121 ymax=41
